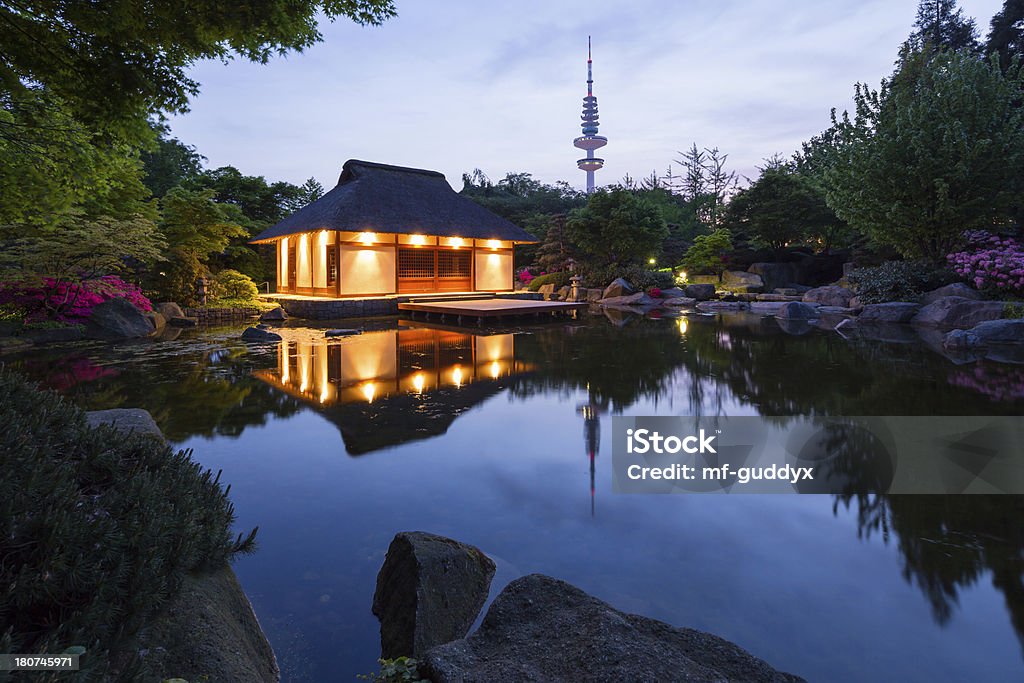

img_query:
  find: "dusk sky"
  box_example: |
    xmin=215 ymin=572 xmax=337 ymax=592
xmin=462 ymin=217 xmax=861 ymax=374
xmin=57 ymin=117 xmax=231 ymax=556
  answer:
xmin=167 ymin=0 xmax=1006 ymax=193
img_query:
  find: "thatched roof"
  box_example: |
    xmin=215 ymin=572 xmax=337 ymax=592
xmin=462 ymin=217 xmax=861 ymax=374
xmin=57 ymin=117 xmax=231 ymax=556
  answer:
xmin=251 ymin=159 xmax=537 ymax=243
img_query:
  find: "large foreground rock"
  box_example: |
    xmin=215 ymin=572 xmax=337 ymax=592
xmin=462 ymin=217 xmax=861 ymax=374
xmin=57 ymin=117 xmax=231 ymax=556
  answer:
xmin=858 ymin=302 xmax=921 ymax=323
xmin=241 ymin=326 xmax=283 ymax=343
xmin=599 ymin=292 xmax=657 ymax=307
xmin=911 ymin=296 xmax=1005 ymax=328
xmin=921 ymin=283 xmax=982 ymax=305
xmin=802 ymin=286 xmax=853 ymax=307
xmin=722 ymin=270 xmax=764 ymax=292
xmin=776 ymin=302 xmax=818 ymax=320
xmin=140 ymin=566 xmax=279 ymax=683
xmin=970 ymin=319 xmax=1024 ymax=344
xmin=156 ymin=301 xmax=185 ymax=319
xmin=422 ymin=574 xmax=804 ymax=683
xmin=86 ymin=297 xmax=153 ymax=340
xmin=260 ymin=306 xmax=288 ymax=322
xmin=86 ymin=408 xmax=163 ymax=439
xmin=601 ymin=277 xmax=634 ymax=299
xmin=748 ymin=262 xmax=798 ymax=292
xmin=372 ymin=531 xmax=496 ymax=660
xmin=685 ymin=283 xmax=717 ymax=301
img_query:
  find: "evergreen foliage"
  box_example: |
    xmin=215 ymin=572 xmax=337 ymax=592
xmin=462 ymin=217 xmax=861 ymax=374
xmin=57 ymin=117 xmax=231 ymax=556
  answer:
xmin=847 ymin=261 xmax=958 ymax=303
xmin=986 ymin=0 xmax=1024 ymax=71
xmin=681 ymin=229 xmax=733 ymax=277
xmin=823 ymin=49 xmax=1024 ymax=261
xmin=565 ymin=189 xmax=668 ymax=269
xmin=0 ymin=369 xmax=256 ymax=680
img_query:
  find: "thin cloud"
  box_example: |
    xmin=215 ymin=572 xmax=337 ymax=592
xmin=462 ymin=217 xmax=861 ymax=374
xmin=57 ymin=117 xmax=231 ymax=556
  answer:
xmin=169 ymin=0 xmax=1006 ymax=192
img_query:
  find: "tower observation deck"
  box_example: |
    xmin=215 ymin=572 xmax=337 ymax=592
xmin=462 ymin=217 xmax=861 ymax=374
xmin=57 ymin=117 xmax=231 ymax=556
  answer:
xmin=573 ymin=36 xmax=607 ymax=193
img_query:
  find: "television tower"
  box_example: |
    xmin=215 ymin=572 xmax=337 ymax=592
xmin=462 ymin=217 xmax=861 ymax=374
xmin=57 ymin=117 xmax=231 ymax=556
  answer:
xmin=573 ymin=36 xmax=607 ymax=193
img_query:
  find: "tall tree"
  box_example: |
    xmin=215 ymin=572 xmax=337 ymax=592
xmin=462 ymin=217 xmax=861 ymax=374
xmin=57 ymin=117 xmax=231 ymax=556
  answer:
xmin=0 ymin=0 xmax=396 ymax=144
xmin=701 ymin=147 xmax=737 ymax=228
xmin=986 ymin=0 xmax=1024 ymax=71
xmin=907 ymin=0 xmax=980 ymax=52
xmin=534 ymin=214 xmax=574 ymax=273
xmin=824 ymin=49 xmax=1024 ymax=261
xmin=140 ymin=124 xmax=205 ymax=198
xmin=724 ymin=167 xmax=834 ymax=251
xmin=152 ymin=188 xmax=247 ymax=304
xmin=674 ymin=144 xmax=707 ymax=203
xmin=565 ymin=189 xmax=668 ymax=268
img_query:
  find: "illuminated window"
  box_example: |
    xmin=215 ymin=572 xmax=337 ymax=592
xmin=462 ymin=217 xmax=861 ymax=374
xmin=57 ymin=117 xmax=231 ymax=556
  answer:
xmin=438 ymin=250 xmax=471 ymax=279
xmin=326 ymin=248 xmax=337 ymax=286
xmin=398 ymin=247 xmax=435 ymax=279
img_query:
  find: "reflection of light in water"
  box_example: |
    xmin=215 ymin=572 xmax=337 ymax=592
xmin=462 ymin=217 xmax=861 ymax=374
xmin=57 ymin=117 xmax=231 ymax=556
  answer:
xmin=298 ymin=342 xmax=311 ymax=393
xmin=361 ymin=382 xmax=376 ymax=403
xmin=412 ymin=373 xmax=425 ymax=393
xmin=490 ymin=361 xmax=500 ymax=379
xmin=678 ymin=318 xmax=688 ymax=335
xmin=452 ymin=366 xmax=463 ymax=387
xmin=320 ymin=383 xmax=330 ymax=404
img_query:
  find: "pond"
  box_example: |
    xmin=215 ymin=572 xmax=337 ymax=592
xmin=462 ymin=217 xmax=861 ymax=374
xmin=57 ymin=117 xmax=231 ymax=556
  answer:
xmin=11 ymin=312 xmax=1024 ymax=682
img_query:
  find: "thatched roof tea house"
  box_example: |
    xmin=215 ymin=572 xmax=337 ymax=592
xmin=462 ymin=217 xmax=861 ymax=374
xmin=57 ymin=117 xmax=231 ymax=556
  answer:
xmin=251 ymin=160 xmax=537 ymax=296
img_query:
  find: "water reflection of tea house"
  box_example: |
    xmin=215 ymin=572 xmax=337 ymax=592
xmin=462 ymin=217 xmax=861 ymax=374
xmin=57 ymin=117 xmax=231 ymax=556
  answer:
xmin=255 ymin=326 xmax=532 ymax=454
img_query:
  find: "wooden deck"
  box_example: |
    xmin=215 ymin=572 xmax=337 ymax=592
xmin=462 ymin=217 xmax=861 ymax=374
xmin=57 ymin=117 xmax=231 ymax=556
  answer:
xmin=398 ymin=298 xmax=586 ymax=320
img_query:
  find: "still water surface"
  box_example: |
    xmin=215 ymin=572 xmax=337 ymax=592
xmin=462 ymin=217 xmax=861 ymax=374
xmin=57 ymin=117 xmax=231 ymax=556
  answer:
xmin=13 ymin=312 xmax=1024 ymax=682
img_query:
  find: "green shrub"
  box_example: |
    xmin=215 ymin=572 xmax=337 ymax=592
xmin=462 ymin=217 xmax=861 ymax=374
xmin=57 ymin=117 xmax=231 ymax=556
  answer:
xmin=681 ymin=228 xmax=733 ymax=276
xmin=526 ymin=271 xmax=572 ymax=291
xmin=578 ymin=263 xmax=674 ymax=291
xmin=0 ymin=369 xmax=256 ymax=680
xmin=210 ymin=269 xmax=260 ymax=305
xmin=1004 ymin=303 xmax=1024 ymax=319
xmin=847 ymin=260 xmax=958 ymax=304
xmin=359 ymin=657 xmax=429 ymax=683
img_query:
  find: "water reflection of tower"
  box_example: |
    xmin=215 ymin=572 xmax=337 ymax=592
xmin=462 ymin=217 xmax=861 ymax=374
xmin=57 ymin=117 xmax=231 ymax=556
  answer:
xmin=577 ymin=401 xmax=601 ymax=517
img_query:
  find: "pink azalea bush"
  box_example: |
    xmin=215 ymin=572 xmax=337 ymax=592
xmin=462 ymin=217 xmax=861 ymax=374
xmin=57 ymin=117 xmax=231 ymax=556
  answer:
xmin=648 ymin=287 xmax=663 ymax=298
xmin=517 ymin=268 xmax=535 ymax=285
xmin=0 ymin=275 xmax=152 ymax=322
xmin=947 ymin=231 xmax=1024 ymax=296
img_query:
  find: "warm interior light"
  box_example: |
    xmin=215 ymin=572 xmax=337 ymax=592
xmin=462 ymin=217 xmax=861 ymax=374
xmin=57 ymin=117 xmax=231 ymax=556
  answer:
xmin=411 ymin=234 xmax=426 ymax=246
xmin=362 ymin=382 xmax=376 ymax=403
xmin=487 ymin=239 xmax=500 ymax=250
xmin=452 ymin=366 xmax=463 ymax=387
xmin=320 ymin=383 xmax=331 ymax=404
xmin=489 ymin=361 xmax=501 ymax=379
xmin=678 ymin=318 xmax=688 ymax=335
xmin=358 ymin=231 xmax=375 ymax=245
xmin=451 ymin=237 xmax=464 ymax=248
xmin=412 ymin=373 xmax=426 ymax=393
